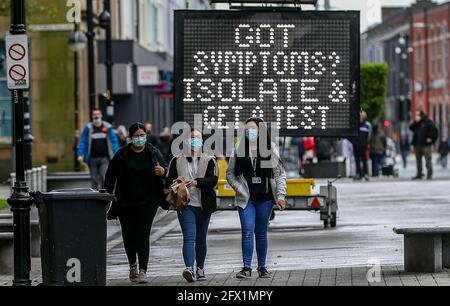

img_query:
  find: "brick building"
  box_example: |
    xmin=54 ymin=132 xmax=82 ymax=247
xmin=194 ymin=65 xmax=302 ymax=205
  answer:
xmin=410 ymin=2 xmax=450 ymax=141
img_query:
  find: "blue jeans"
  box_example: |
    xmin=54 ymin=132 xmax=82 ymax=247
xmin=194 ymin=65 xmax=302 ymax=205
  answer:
xmin=238 ymin=200 xmax=274 ymax=269
xmin=177 ymin=206 xmax=212 ymax=269
xmin=371 ymin=152 xmax=384 ymax=177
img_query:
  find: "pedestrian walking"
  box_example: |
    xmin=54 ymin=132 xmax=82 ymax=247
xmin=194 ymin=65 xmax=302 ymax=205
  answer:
xmin=77 ymin=108 xmax=120 ymax=189
xmin=410 ymin=110 xmax=438 ymax=180
xmin=341 ymin=139 xmax=356 ymax=178
xmin=166 ymin=128 xmax=218 ymax=283
xmin=315 ymin=137 xmax=335 ymax=163
xmin=104 ymin=122 xmax=168 ymax=284
xmin=159 ymin=127 xmax=173 ymax=163
xmin=370 ymin=125 xmax=387 ymax=177
xmin=400 ymin=134 xmax=410 ymax=169
xmin=145 ymin=122 xmax=160 ymax=148
xmin=226 ymin=117 xmax=287 ymax=279
xmin=351 ymin=111 xmax=371 ymax=181
xmin=438 ymin=138 xmax=449 ymax=169
xmin=116 ymin=125 xmax=129 ymax=147
xmin=302 ymin=137 xmax=316 ymax=164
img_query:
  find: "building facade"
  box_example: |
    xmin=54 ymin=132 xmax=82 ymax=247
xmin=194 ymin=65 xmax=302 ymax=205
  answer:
xmin=361 ymin=8 xmax=413 ymax=141
xmin=96 ymin=0 xmax=210 ymax=132
xmin=410 ymin=3 xmax=450 ymax=141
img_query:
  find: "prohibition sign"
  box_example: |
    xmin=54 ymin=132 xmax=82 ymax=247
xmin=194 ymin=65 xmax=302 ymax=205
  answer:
xmin=8 ymin=43 xmax=26 ymax=61
xmin=9 ymin=64 xmax=27 ymax=82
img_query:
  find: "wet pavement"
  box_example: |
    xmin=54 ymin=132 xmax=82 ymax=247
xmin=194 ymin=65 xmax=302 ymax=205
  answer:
xmin=1 ymin=153 xmax=449 ymax=286
xmin=106 ymin=154 xmax=450 ymax=281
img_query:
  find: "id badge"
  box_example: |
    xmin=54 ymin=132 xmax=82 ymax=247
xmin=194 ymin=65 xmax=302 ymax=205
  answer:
xmin=252 ymin=177 xmax=262 ymax=184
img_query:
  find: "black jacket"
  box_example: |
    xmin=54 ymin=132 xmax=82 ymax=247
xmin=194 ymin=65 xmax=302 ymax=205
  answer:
xmin=166 ymin=157 xmax=218 ymax=214
xmin=105 ymin=143 xmax=169 ymax=210
xmin=410 ymin=117 xmax=438 ymax=147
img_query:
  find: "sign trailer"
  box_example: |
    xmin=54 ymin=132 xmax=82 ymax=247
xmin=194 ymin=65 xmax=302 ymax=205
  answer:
xmin=174 ymin=10 xmax=360 ymax=137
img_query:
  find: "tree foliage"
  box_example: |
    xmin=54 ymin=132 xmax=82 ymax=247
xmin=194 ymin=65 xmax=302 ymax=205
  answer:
xmin=360 ymin=63 xmax=388 ymax=123
xmin=0 ymin=0 xmax=58 ymax=22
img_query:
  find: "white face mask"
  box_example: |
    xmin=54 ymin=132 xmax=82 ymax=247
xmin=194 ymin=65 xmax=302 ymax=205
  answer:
xmin=93 ymin=117 xmax=102 ymax=126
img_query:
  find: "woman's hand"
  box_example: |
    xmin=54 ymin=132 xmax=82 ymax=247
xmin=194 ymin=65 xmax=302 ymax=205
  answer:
xmin=154 ymin=162 xmax=165 ymax=177
xmin=276 ymin=198 xmax=286 ymax=211
xmin=185 ymin=180 xmax=198 ymax=188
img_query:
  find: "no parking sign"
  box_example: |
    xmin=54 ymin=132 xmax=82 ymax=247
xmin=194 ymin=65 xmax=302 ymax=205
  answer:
xmin=5 ymin=33 xmax=30 ymax=90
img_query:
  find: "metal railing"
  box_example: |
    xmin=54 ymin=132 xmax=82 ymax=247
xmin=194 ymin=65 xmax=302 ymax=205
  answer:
xmin=10 ymin=166 xmax=47 ymax=195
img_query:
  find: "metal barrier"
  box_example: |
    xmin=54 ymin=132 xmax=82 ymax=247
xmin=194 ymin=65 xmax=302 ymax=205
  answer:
xmin=10 ymin=166 xmax=47 ymax=195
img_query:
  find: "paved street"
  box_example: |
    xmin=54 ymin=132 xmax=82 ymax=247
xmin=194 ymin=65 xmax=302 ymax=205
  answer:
xmin=106 ymin=155 xmax=450 ymax=283
xmin=1 ymin=154 xmax=449 ymax=286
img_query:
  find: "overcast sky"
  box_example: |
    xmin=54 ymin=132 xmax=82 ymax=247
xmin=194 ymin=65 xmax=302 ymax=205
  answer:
xmin=312 ymin=0 xmax=449 ymax=32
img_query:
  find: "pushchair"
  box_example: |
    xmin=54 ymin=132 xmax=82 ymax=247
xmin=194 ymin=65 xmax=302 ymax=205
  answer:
xmin=381 ymin=137 xmax=399 ymax=177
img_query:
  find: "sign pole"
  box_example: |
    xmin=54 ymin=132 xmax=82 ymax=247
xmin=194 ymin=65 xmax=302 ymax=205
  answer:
xmin=6 ymin=0 xmax=33 ymax=286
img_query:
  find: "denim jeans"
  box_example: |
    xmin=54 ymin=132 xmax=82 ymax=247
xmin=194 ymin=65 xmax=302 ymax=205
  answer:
xmin=370 ymin=152 xmax=384 ymax=177
xmin=177 ymin=205 xmax=212 ymax=269
xmin=238 ymin=200 xmax=274 ymax=269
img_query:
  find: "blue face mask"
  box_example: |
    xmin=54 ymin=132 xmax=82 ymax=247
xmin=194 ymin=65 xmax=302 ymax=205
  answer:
xmin=189 ymin=138 xmax=203 ymax=151
xmin=246 ymin=129 xmax=258 ymax=141
xmin=132 ymin=135 xmax=147 ymax=148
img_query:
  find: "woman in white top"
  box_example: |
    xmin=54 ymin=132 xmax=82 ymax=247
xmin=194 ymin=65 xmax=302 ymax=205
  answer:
xmin=166 ymin=128 xmax=218 ymax=283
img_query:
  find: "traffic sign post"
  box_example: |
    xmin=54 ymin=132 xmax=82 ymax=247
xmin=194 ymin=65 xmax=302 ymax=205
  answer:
xmin=6 ymin=0 xmax=34 ymax=287
xmin=5 ymin=33 xmax=30 ymax=90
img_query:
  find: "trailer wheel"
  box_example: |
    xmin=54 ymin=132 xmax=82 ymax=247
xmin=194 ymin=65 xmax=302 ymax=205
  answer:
xmin=330 ymin=213 xmax=337 ymax=228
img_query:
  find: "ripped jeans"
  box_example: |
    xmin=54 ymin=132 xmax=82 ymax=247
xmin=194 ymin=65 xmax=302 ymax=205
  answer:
xmin=238 ymin=200 xmax=274 ymax=269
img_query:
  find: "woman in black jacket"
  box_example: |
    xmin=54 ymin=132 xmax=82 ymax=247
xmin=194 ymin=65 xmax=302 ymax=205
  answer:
xmin=105 ymin=122 xmax=168 ymax=284
xmin=166 ymin=128 xmax=218 ymax=283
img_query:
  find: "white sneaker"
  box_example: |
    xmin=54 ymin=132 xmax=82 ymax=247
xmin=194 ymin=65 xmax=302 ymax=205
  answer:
xmin=137 ymin=271 xmax=148 ymax=284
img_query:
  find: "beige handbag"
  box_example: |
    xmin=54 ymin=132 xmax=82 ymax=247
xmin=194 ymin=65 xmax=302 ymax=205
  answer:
xmin=166 ymin=178 xmax=191 ymax=211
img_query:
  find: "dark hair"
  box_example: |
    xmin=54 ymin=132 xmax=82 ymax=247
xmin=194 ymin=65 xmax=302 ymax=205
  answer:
xmin=235 ymin=117 xmax=272 ymax=177
xmin=128 ymin=122 xmax=146 ymax=137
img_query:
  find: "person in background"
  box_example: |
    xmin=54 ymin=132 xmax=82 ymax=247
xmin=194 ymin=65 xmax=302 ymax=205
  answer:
xmin=352 ymin=111 xmax=371 ymax=181
xmin=369 ymin=125 xmax=387 ymax=177
xmin=315 ymin=137 xmax=335 ymax=163
xmin=145 ymin=122 xmax=160 ymax=148
xmin=116 ymin=125 xmax=129 ymax=147
xmin=438 ymin=138 xmax=449 ymax=169
xmin=290 ymin=137 xmax=305 ymax=176
xmin=77 ymin=108 xmax=119 ymax=189
xmin=226 ymin=117 xmax=287 ymax=279
xmin=302 ymin=137 xmax=316 ymax=164
xmin=341 ymin=138 xmax=356 ymax=178
xmin=166 ymin=128 xmax=218 ymax=283
xmin=399 ymin=134 xmax=410 ymax=169
xmin=104 ymin=122 xmax=168 ymax=284
xmin=410 ymin=110 xmax=438 ymax=180
xmin=158 ymin=127 xmax=173 ymax=163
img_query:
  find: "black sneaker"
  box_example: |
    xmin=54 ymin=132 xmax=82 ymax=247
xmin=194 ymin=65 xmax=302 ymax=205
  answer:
xmin=412 ymin=174 xmax=424 ymax=180
xmin=236 ymin=267 xmax=252 ymax=279
xmin=196 ymin=268 xmax=207 ymax=281
xmin=257 ymin=267 xmax=272 ymax=279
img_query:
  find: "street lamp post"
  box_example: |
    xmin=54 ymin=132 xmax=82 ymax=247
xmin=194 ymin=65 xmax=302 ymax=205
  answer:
xmin=69 ymin=24 xmax=87 ymax=172
xmin=100 ymin=0 xmax=114 ymax=125
xmin=86 ymin=0 xmax=96 ymax=114
xmin=7 ymin=0 xmax=34 ymax=286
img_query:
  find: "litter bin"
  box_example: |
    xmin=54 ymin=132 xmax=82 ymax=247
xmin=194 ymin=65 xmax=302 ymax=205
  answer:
xmin=35 ymin=188 xmax=114 ymax=286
